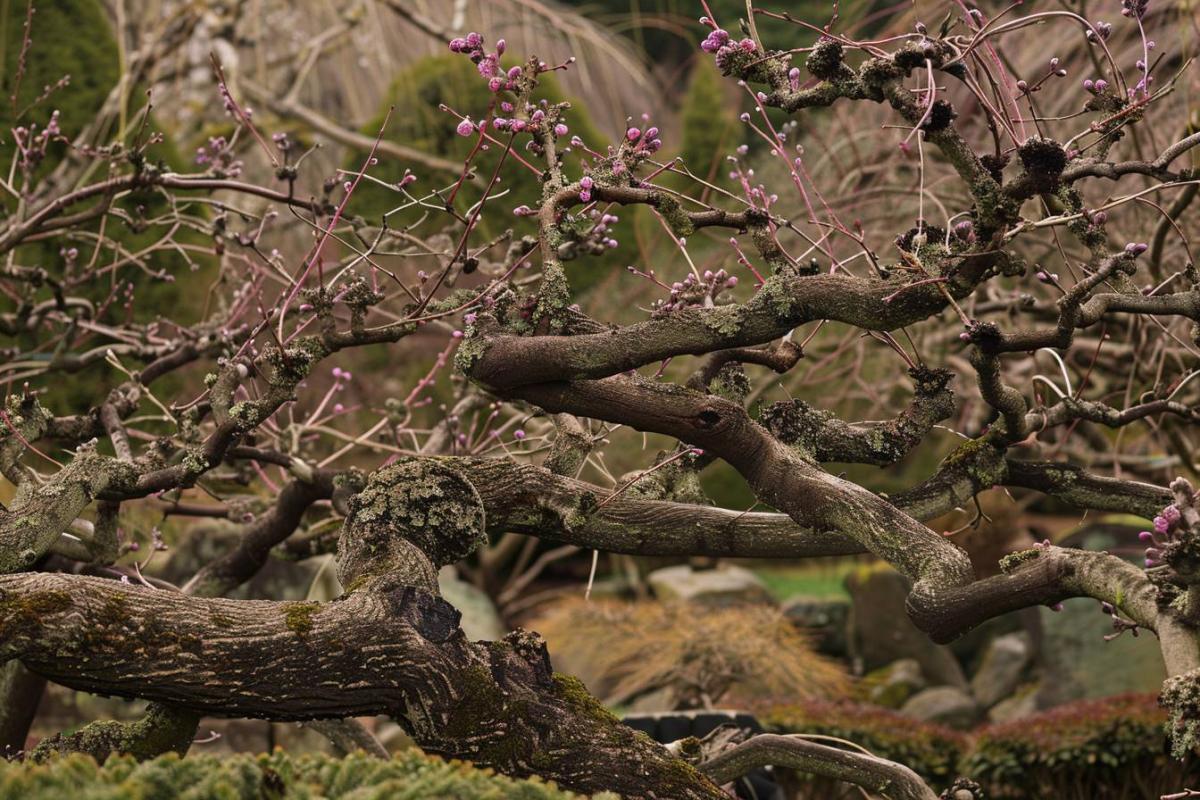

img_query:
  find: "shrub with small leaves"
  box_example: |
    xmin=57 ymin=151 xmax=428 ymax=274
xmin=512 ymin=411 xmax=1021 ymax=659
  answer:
xmin=963 ymin=693 xmax=1198 ymax=800
xmin=0 ymin=749 xmax=619 ymax=799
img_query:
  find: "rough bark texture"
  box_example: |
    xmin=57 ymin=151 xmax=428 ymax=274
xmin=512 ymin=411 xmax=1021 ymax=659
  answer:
xmin=30 ymin=703 xmax=199 ymax=763
xmin=0 ymin=461 xmax=725 ymax=798
xmin=701 ymin=734 xmax=938 ymax=800
xmin=0 ymin=571 xmax=722 ymax=798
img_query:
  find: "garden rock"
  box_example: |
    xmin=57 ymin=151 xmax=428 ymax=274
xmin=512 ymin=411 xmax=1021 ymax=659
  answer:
xmin=970 ymin=632 xmax=1032 ymax=708
xmin=1037 ymin=596 xmax=1164 ymax=704
xmin=647 ymin=564 xmax=773 ymax=606
xmin=987 ymin=681 xmax=1041 ymax=722
xmin=900 ymin=686 xmax=981 ymax=729
xmin=438 ymin=566 xmax=506 ymax=641
xmin=845 ymin=564 xmax=967 ymax=687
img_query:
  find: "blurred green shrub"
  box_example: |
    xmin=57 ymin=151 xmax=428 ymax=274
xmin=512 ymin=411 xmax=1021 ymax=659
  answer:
xmin=675 ymin=57 xmax=739 ymax=186
xmin=351 ymin=54 xmax=602 ymax=234
xmin=0 ymin=0 xmax=115 ymax=135
xmin=0 ymin=749 xmax=617 ymax=799
xmin=762 ymin=693 xmax=1200 ymax=800
xmin=963 ymin=693 xmax=1198 ymax=800
xmin=1 ymin=0 xmax=214 ymax=414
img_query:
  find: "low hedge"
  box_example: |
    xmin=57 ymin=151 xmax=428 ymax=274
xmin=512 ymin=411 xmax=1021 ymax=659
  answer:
xmin=963 ymin=693 xmax=1198 ymax=800
xmin=0 ymin=749 xmax=617 ymax=800
xmin=7 ymin=695 xmax=1196 ymax=799
xmin=761 ymin=693 xmax=1199 ymax=800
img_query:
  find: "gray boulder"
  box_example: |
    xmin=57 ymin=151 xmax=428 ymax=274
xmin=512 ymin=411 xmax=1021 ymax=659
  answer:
xmin=845 ymin=565 xmax=967 ymax=687
xmin=900 ymin=686 xmax=981 ymax=729
xmin=970 ymin=632 xmax=1032 ymax=709
xmin=1037 ymin=596 xmax=1164 ymax=705
xmin=647 ymin=564 xmax=773 ymax=606
xmin=438 ymin=566 xmax=506 ymax=641
xmin=988 ymin=682 xmax=1041 ymax=722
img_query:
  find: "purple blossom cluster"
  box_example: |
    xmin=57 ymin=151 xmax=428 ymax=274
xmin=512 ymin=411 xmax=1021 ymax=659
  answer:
xmin=271 ymin=131 xmax=295 ymax=156
xmin=1141 ymin=504 xmax=1182 ymax=567
xmin=447 ymin=32 xmax=574 ymax=147
xmin=1121 ymin=0 xmax=1149 ymax=19
xmin=584 ymin=207 xmax=620 ymax=250
xmin=12 ymin=110 xmax=61 ymax=173
xmin=448 ymin=32 xmax=520 ymax=94
xmin=698 ymin=21 xmax=757 ymax=72
xmin=548 ymin=206 xmax=622 ymax=255
xmin=699 ymin=25 xmax=755 ymax=57
xmin=1084 ymin=21 xmax=1113 ymax=43
xmin=194 ymin=135 xmax=244 ymax=177
xmin=623 ymin=124 xmax=662 ymax=154
xmin=218 ymin=81 xmax=238 ymax=115
xmin=696 ymin=13 xmax=758 ymax=77
xmin=649 ymin=268 xmax=738 ymax=317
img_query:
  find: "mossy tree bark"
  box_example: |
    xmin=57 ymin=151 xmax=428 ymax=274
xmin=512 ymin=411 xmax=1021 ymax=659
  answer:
xmin=0 ymin=462 xmax=727 ymax=799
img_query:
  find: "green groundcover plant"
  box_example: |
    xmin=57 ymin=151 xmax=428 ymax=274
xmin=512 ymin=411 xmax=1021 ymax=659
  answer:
xmin=0 ymin=749 xmax=617 ymax=800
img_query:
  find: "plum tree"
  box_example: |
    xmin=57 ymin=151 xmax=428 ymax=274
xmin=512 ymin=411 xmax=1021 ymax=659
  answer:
xmin=2 ymin=1 xmax=1199 ymax=797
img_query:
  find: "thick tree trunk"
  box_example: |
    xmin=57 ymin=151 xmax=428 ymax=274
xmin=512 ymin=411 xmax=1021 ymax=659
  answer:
xmin=0 ymin=660 xmax=44 ymax=755
xmin=0 ymin=454 xmax=730 ymax=799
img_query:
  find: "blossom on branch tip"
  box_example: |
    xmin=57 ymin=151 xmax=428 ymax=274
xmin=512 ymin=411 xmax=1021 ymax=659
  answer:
xmin=1120 ymin=0 xmax=1148 ymax=19
xmin=701 ymin=29 xmax=730 ymax=53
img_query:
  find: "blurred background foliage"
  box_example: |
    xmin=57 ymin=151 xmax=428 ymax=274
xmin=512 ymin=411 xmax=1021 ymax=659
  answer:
xmin=2 ymin=1 xmax=1198 ymax=791
xmin=1 ymin=0 xmax=211 ymax=414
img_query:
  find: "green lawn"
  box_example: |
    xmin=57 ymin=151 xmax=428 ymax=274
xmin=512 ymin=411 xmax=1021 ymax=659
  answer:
xmin=754 ymin=562 xmax=855 ymax=601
